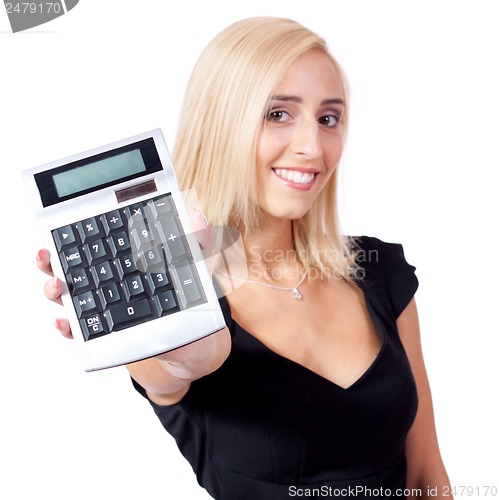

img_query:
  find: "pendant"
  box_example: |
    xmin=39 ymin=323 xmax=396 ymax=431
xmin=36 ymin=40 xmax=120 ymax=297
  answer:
xmin=293 ymin=288 xmax=302 ymax=300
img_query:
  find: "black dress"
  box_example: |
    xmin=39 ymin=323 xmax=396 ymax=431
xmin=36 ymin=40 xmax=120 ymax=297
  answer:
xmin=133 ymin=236 xmax=419 ymax=499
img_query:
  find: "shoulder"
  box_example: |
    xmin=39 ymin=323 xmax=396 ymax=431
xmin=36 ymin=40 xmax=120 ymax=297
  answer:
xmin=353 ymin=235 xmax=419 ymax=318
xmin=352 ymin=235 xmax=416 ymax=277
xmin=353 ymin=235 xmax=409 ymax=262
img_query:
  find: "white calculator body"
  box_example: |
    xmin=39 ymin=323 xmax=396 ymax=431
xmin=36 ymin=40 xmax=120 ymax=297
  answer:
xmin=24 ymin=129 xmax=225 ymax=371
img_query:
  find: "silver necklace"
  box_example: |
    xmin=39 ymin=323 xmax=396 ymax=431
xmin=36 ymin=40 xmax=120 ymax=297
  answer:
xmin=217 ymin=269 xmax=308 ymax=300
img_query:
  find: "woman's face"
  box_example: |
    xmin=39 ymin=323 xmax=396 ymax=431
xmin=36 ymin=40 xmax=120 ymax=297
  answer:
xmin=256 ymin=49 xmax=345 ymax=221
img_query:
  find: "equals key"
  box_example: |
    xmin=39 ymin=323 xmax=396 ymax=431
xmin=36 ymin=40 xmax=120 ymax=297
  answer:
xmin=170 ymin=261 xmax=206 ymax=309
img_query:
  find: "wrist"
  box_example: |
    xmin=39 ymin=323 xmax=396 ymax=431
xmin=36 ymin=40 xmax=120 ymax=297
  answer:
xmin=157 ymin=327 xmax=230 ymax=380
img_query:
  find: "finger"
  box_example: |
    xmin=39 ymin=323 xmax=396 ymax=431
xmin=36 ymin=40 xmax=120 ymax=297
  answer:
xmin=189 ymin=207 xmax=212 ymax=251
xmin=44 ymin=276 xmax=63 ymax=305
xmin=190 ymin=208 xmax=216 ymax=259
xmin=55 ymin=317 xmax=73 ymax=339
xmin=36 ymin=248 xmax=54 ymax=277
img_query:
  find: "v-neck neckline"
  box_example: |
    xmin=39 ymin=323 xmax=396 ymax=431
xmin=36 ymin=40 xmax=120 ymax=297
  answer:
xmin=224 ymin=291 xmax=387 ymax=391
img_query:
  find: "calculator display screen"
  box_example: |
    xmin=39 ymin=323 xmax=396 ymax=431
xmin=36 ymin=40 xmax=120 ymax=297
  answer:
xmin=35 ymin=138 xmax=163 ymax=207
xmin=53 ymin=149 xmax=146 ymax=198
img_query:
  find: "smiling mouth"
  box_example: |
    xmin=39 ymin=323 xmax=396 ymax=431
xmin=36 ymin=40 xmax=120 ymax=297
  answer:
xmin=273 ymin=168 xmax=317 ymax=185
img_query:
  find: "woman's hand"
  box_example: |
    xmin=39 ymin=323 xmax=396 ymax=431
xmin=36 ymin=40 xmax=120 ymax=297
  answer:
xmin=36 ymin=248 xmax=72 ymax=339
xmin=34 ymin=206 xmax=213 ymax=341
xmin=34 ymin=206 xmax=232 ymax=404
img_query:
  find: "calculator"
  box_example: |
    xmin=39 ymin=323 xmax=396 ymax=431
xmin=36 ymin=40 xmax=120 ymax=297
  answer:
xmin=23 ymin=129 xmax=226 ymax=371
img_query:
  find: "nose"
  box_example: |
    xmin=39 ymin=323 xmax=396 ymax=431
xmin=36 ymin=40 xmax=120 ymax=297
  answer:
xmin=290 ymin=118 xmax=322 ymax=159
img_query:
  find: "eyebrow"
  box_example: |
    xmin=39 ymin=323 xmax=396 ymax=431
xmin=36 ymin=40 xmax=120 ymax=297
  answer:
xmin=273 ymin=95 xmax=345 ymax=106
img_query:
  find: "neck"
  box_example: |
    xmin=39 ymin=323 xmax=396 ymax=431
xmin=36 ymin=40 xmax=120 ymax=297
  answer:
xmin=242 ymin=216 xmax=301 ymax=282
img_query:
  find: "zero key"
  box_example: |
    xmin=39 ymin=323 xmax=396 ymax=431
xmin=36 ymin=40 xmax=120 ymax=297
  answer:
xmin=105 ymin=299 xmax=155 ymax=331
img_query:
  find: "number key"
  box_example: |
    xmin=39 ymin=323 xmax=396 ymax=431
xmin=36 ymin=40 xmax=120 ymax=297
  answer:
xmin=110 ymin=232 xmax=131 ymax=253
xmin=90 ymin=261 xmax=117 ymax=286
xmin=100 ymin=283 xmax=122 ymax=307
xmin=104 ymin=298 xmax=156 ymax=331
xmin=123 ymin=274 xmax=148 ymax=300
xmin=147 ymin=272 xmax=171 ymax=293
xmin=115 ymin=253 xmax=141 ymax=276
xmin=83 ymin=238 xmax=110 ymax=265
xmin=140 ymin=246 xmax=164 ymax=270
xmin=130 ymin=224 xmax=155 ymax=251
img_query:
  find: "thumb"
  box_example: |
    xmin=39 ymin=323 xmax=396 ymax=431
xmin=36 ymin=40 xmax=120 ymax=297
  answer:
xmin=189 ymin=207 xmax=213 ymax=255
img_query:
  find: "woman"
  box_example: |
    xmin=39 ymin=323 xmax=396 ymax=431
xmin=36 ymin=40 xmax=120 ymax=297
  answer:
xmin=38 ymin=17 xmax=452 ymax=499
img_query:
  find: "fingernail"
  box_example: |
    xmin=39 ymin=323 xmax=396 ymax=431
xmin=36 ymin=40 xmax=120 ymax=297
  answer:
xmin=49 ymin=277 xmax=58 ymax=289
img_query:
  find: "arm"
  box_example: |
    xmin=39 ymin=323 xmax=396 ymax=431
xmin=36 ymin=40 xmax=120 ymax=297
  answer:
xmin=37 ymin=248 xmax=231 ymax=406
xmin=397 ymin=298 xmax=453 ymax=500
xmin=126 ymin=326 xmax=231 ymax=405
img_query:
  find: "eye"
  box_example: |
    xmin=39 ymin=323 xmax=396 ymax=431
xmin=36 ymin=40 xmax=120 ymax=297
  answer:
xmin=266 ymin=109 xmax=291 ymax=123
xmin=318 ymin=114 xmax=341 ymax=128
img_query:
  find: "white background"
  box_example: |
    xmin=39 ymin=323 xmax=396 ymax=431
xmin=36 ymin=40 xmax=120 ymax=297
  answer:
xmin=1 ymin=1 xmax=498 ymax=498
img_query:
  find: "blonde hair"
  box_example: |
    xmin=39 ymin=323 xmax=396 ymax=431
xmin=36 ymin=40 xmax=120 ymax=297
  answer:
xmin=173 ymin=17 xmax=357 ymax=281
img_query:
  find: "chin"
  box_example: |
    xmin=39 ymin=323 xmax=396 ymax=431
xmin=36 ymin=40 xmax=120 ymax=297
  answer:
xmin=265 ymin=206 xmax=311 ymax=222
xmin=258 ymin=195 xmax=316 ymax=222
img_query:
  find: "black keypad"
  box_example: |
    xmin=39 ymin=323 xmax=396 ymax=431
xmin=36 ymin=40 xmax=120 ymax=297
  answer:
xmin=53 ymin=194 xmax=206 ymax=341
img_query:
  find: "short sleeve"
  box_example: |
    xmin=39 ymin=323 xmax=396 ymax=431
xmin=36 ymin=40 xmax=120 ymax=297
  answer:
xmin=356 ymin=236 xmax=419 ymax=318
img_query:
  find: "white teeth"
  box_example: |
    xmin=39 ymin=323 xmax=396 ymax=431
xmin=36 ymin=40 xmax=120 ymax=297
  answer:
xmin=274 ymin=169 xmax=315 ymax=184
